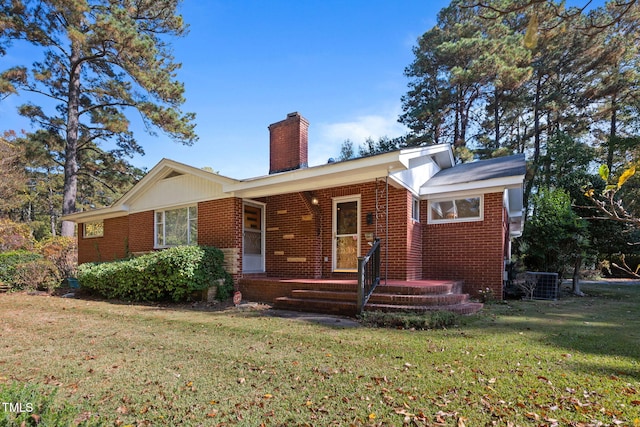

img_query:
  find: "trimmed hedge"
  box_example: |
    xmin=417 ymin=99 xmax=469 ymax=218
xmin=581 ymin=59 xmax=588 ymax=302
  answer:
xmin=77 ymin=246 xmax=233 ymax=302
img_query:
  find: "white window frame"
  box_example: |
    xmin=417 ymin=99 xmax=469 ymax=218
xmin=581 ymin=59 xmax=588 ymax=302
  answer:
xmin=411 ymin=196 xmax=420 ymax=222
xmin=155 ymin=205 xmax=198 ymax=248
xmin=83 ymin=221 xmax=104 ymax=238
xmin=427 ymin=195 xmax=483 ymax=224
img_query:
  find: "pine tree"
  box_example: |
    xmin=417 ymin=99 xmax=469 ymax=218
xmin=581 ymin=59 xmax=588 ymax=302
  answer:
xmin=2 ymin=0 xmax=197 ymax=236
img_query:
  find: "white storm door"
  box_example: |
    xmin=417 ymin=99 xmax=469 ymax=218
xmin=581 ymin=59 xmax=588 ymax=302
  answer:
xmin=332 ymin=196 xmax=360 ymax=272
xmin=243 ymin=202 xmax=265 ymax=273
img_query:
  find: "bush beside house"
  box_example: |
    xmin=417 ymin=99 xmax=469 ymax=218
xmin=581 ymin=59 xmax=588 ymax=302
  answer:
xmin=77 ymin=246 xmax=232 ymax=302
xmin=0 ymin=219 xmax=78 ymax=293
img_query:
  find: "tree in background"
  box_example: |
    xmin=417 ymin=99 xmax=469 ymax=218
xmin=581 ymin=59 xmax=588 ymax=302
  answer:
xmin=0 ymin=133 xmax=27 ymax=216
xmin=521 ymin=188 xmax=591 ymax=295
xmin=2 ymin=0 xmax=197 ymax=236
xmin=401 ymin=0 xmax=532 ymax=152
xmin=338 ymin=136 xmax=404 ymax=162
xmin=400 ymin=0 xmax=640 ymax=282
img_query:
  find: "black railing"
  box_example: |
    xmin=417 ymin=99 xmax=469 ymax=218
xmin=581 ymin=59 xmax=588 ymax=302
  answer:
xmin=357 ymin=238 xmax=381 ymax=314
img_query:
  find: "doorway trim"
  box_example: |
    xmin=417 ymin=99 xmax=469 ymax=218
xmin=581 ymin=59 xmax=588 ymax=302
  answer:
xmin=332 ymin=194 xmax=361 ymax=272
xmin=242 ymin=200 xmax=266 ymax=273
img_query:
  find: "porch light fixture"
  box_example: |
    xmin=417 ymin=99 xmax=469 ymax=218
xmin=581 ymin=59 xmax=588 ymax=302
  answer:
xmin=311 ymin=196 xmax=319 ymax=205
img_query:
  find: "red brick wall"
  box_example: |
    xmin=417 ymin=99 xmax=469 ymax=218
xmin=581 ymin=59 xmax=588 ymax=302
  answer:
xmin=198 ymin=198 xmax=242 ymax=248
xmin=262 ymin=183 xmax=419 ymax=280
xmin=265 ymin=192 xmax=322 ymax=278
xmin=423 ymin=192 xmax=505 ymax=298
xmin=128 ymin=211 xmax=154 ymax=254
xmin=198 ymin=198 xmax=243 ymax=280
xmin=77 ymin=216 xmax=129 ymax=264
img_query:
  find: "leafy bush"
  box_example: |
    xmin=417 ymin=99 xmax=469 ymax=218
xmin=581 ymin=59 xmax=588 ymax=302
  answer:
xmin=13 ymin=259 xmax=61 ymax=292
xmin=77 ymin=245 xmax=232 ymax=302
xmin=0 ymin=251 xmax=43 ymax=291
xmin=359 ymin=310 xmax=458 ymax=330
xmin=36 ymin=236 xmax=77 ymax=279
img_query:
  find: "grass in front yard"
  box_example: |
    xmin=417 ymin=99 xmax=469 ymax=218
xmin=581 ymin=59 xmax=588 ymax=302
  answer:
xmin=1 ymin=283 xmax=639 ymax=426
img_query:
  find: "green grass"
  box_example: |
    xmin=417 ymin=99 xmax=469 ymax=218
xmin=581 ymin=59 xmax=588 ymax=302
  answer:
xmin=1 ymin=283 xmax=639 ymax=426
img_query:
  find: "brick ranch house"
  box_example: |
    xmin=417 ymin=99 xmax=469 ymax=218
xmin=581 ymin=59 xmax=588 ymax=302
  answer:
xmin=64 ymin=112 xmax=525 ymax=312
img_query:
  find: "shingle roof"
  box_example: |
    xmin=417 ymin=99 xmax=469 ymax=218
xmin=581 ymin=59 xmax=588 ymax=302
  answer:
xmin=426 ymin=154 xmax=526 ymax=187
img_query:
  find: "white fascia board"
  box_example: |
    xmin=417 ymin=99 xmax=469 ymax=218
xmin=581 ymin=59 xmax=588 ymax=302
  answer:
xmin=61 ymin=205 xmax=129 ymax=223
xmin=226 ymin=145 xmax=454 ymax=198
xmin=225 ymin=153 xmax=407 ymax=198
xmin=420 ymin=175 xmax=525 ymax=197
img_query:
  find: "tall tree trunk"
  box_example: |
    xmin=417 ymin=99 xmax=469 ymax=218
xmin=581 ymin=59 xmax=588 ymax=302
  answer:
xmin=61 ymin=46 xmax=81 ymax=237
xmin=524 ymin=73 xmax=543 ymax=212
xmin=454 ymin=86 xmax=461 ymax=147
xmin=572 ymin=253 xmax=584 ymax=296
xmin=494 ymin=88 xmax=500 ymax=149
xmin=48 ymin=179 xmax=56 ymax=237
xmin=607 ymin=93 xmax=617 ymax=172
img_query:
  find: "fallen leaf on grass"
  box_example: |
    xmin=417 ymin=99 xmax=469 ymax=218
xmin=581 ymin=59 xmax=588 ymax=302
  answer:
xmin=525 ymin=411 xmax=540 ymax=420
xmin=537 ymin=375 xmax=552 ymax=385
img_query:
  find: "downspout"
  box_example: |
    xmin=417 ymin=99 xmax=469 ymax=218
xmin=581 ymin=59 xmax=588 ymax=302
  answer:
xmin=385 ymin=175 xmax=389 ymax=285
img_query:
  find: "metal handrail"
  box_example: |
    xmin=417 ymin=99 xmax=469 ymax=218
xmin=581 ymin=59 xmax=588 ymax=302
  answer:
xmin=357 ymin=238 xmax=381 ymax=314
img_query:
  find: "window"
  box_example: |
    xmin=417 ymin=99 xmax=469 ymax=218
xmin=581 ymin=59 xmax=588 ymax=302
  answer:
xmin=155 ymin=206 xmax=197 ymax=247
xmin=411 ymin=197 xmax=420 ymax=222
xmin=428 ymin=196 xmax=482 ymax=223
xmin=83 ymin=221 xmax=104 ymax=238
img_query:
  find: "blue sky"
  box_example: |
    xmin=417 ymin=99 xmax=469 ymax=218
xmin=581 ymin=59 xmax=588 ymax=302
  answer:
xmin=1 ymin=0 xmax=602 ymax=179
xmin=1 ymin=0 xmax=449 ymax=178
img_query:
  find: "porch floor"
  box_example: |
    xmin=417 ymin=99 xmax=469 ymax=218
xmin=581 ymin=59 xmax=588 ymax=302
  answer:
xmin=237 ymin=277 xmax=483 ymax=317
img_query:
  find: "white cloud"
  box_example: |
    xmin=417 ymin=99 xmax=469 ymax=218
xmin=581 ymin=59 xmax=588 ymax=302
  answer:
xmin=309 ymin=108 xmax=408 ymax=166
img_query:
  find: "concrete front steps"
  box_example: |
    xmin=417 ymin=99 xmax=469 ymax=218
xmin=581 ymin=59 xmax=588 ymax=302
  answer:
xmin=268 ymin=279 xmax=483 ymax=317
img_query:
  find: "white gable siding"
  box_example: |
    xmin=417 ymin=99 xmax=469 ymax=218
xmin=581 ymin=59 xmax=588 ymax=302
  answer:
xmin=389 ymin=155 xmax=440 ymax=195
xmin=129 ymin=174 xmax=227 ymax=213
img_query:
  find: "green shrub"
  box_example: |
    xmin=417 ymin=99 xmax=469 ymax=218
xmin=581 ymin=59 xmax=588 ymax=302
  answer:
xmin=358 ymin=310 xmax=459 ymax=330
xmin=77 ymin=245 xmax=232 ymax=302
xmin=0 ymin=251 xmax=43 ymax=291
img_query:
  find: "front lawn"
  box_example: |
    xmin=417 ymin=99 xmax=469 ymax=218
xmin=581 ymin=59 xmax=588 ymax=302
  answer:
xmin=1 ymin=283 xmax=639 ymax=426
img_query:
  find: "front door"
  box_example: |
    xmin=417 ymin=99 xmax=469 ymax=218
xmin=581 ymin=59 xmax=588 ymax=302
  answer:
xmin=243 ymin=202 xmax=265 ymax=273
xmin=333 ymin=196 xmax=360 ymax=272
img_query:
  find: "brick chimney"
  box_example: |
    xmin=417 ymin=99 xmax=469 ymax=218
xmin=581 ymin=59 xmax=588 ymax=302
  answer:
xmin=269 ymin=112 xmax=309 ymax=174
